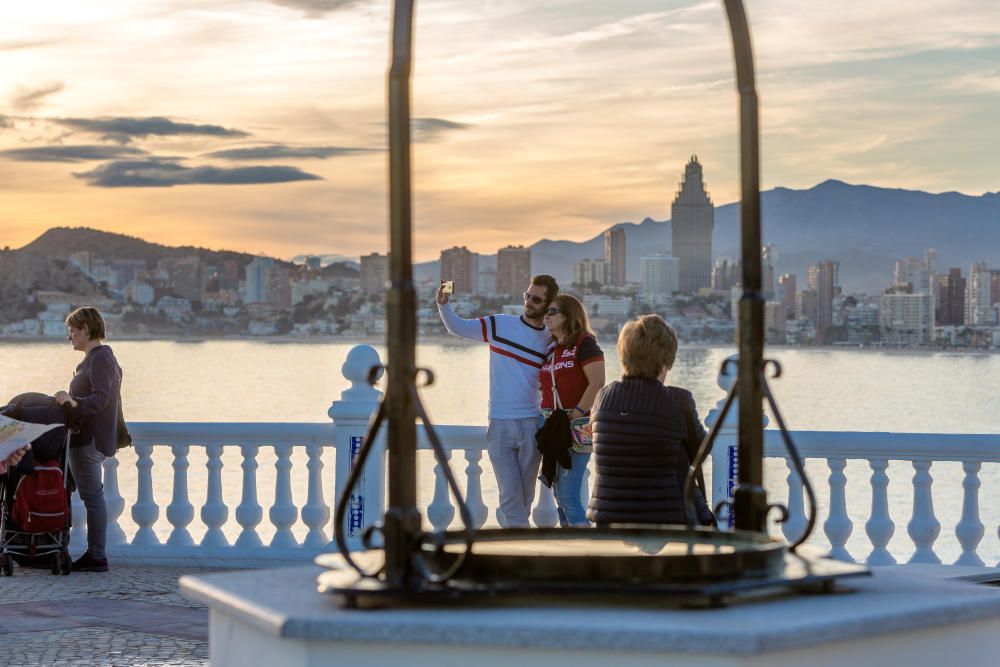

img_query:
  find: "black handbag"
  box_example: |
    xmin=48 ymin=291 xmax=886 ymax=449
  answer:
xmin=535 ymin=350 xmax=572 ymax=487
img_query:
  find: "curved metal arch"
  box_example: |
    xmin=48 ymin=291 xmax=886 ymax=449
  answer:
xmin=360 ymin=0 xmax=771 ymax=586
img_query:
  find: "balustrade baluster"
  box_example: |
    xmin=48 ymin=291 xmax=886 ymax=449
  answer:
xmin=463 ymin=449 xmax=488 ymax=529
xmin=102 ymin=457 xmax=126 ymax=545
xmin=235 ymin=445 xmax=263 ymax=548
xmin=70 ymin=488 xmax=87 ymax=549
xmin=955 ymin=461 xmax=984 ymax=566
xmin=864 ymin=458 xmax=895 ymax=566
xmin=166 ymin=444 xmax=194 ymax=546
xmin=201 ymin=444 xmax=228 ymax=547
xmin=427 ymin=452 xmax=456 ymax=531
xmin=823 ymin=458 xmax=853 ymax=562
xmin=532 ymin=482 xmax=559 ymax=528
xmin=782 ymin=457 xmax=806 ymax=544
xmin=269 ymin=444 xmax=299 ymax=547
xmin=301 ymin=442 xmax=329 ymax=547
xmin=131 ymin=443 xmax=160 ymax=546
xmin=907 ymin=460 xmax=941 ymax=564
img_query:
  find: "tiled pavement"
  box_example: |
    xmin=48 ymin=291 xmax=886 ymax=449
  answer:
xmin=0 ymin=564 xmax=215 ymax=666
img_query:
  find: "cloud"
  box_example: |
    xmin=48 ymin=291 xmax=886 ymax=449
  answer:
xmin=74 ymin=159 xmax=322 ymax=187
xmin=0 ymin=145 xmax=149 ymax=163
xmin=11 ymin=82 xmax=65 ymax=112
xmin=52 ymin=116 xmax=250 ymax=143
xmin=0 ymin=38 xmax=57 ymax=51
xmin=205 ymin=144 xmax=378 ymax=160
xmin=268 ymin=0 xmax=364 ymax=17
xmin=412 ymin=117 xmax=471 ymax=142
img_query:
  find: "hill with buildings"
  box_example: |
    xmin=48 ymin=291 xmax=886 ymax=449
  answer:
xmin=419 ymin=181 xmax=1000 ymax=294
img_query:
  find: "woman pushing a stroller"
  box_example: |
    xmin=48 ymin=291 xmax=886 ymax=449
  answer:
xmin=54 ymin=307 xmax=124 ymax=574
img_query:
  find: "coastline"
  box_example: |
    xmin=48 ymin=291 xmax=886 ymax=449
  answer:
xmin=0 ymin=334 xmax=996 ymax=355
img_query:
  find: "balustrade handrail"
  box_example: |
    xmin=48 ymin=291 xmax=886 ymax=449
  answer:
xmin=128 ymin=421 xmax=999 ymax=463
xmin=763 ymin=430 xmax=1000 ymax=463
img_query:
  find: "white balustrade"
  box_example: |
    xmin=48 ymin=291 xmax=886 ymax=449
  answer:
xmin=103 ymin=456 xmax=127 ymax=545
xmin=130 ymin=443 xmax=159 ymax=546
xmin=823 ymin=458 xmax=854 ymax=562
xmin=83 ymin=345 xmax=997 ymax=570
xmin=955 ymin=461 xmax=984 ymax=566
xmin=428 ymin=453 xmax=456 ymax=531
xmin=907 ymin=461 xmax=941 ymax=564
xmin=166 ymin=444 xmax=194 ymax=546
xmin=301 ymin=442 xmax=329 ymax=547
xmin=201 ymin=444 xmax=228 ymax=547
xmin=532 ymin=483 xmax=559 ymax=528
xmin=269 ymin=444 xmax=298 ymax=548
xmin=864 ymin=458 xmax=895 ymax=566
xmin=781 ymin=457 xmax=806 ymax=545
xmin=235 ymin=444 xmax=263 ymax=548
xmin=463 ymin=449 xmax=489 ymax=529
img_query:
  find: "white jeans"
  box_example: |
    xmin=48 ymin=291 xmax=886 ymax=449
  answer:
xmin=487 ymin=417 xmax=542 ymax=528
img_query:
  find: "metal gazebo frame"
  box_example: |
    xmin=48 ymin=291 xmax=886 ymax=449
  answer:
xmin=318 ymin=0 xmax=868 ymax=606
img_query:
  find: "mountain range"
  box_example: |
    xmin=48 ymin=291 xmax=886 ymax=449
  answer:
xmin=418 ymin=180 xmax=1000 ymax=293
xmin=9 ymin=180 xmax=999 ymax=297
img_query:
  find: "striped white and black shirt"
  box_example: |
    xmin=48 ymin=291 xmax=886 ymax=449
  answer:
xmin=438 ymin=303 xmax=548 ymax=420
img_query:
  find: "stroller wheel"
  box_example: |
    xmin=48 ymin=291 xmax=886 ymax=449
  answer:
xmin=51 ymin=553 xmax=61 ymax=575
xmin=0 ymin=554 xmax=12 ymax=576
xmin=59 ymin=550 xmax=71 ymax=576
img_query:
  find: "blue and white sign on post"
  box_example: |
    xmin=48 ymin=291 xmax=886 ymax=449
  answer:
xmin=348 ymin=435 xmax=365 ymax=538
xmin=726 ymin=443 xmax=738 ymax=529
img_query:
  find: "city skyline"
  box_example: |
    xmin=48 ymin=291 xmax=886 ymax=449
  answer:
xmin=2 ymin=1 xmax=1000 ymax=262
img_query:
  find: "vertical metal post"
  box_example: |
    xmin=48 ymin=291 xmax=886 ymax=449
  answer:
xmin=723 ymin=0 xmax=768 ymax=533
xmin=384 ymin=0 xmax=421 ymax=587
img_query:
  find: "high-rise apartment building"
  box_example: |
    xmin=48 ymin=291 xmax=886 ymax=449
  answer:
xmin=639 ymin=254 xmax=680 ymax=305
xmin=778 ymin=273 xmax=797 ymax=319
xmin=966 ymin=261 xmax=997 ymax=326
xmin=880 ymin=289 xmax=933 ymax=345
xmin=670 ymin=156 xmax=714 ymax=293
xmin=496 ymin=245 xmax=532 ymax=296
xmin=439 ymin=246 xmax=477 ymax=294
xmin=797 ymin=289 xmax=819 ymax=326
xmin=711 ymin=258 xmax=740 ymax=291
xmin=762 ymin=244 xmax=778 ymax=298
xmin=244 ymin=257 xmax=274 ymax=304
xmin=936 ymin=268 xmax=966 ymax=326
xmin=807 ymin=260 xmax=839 ymax=334
xmin=573 ymin=259 xmax=609 ymax=287
xmin=360 ymin=253 xmax=389 ymax=294
xmin=604 ymin=228 xmax=626 ymax=286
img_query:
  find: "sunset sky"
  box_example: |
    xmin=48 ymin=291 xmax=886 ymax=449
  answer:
xmin=2 ymin=0 xmax=999 ymax=262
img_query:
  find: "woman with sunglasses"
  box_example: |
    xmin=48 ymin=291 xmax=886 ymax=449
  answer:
xmin=540 ymin=294 xmax=605 ymax=527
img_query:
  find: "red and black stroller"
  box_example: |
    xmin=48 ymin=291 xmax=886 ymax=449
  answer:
xmin=0 ymin=393 xmax=75 ymax=576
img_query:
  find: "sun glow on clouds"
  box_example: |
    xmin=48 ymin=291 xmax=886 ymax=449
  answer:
xmin=1 ymin=0 xmax=999 ymax=260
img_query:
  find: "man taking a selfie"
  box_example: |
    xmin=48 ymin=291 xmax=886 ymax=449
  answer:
xmin=437 ymin=274 xmax=559 ymax=527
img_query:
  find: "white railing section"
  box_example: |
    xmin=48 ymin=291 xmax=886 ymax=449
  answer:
xmin=86 ymin=345 xmax=998 ymax=567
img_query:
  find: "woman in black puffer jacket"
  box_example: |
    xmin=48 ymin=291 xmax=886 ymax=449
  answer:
xmin=587 ymin=314 xmax=714 ymax=526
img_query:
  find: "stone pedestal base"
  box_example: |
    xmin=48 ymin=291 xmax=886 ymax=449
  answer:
xmin=181 ymin=565 xmax=1000 ymax=667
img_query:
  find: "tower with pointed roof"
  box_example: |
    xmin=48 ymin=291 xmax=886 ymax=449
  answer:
xmin=670 ymin=156 xmax=714 ymax=293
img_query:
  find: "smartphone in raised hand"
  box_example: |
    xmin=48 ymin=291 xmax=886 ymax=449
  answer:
xmin=441 ymin=280 xmax=454 ymax=294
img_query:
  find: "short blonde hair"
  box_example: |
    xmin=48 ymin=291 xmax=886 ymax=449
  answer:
xmin=617 ymin=314 xmax=677 ymax=378
xmin=65 ymin=307 xmax=107 ymax=340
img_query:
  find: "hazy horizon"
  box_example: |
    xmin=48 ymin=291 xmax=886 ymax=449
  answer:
xmin=3 ymin=1 xmax=999 ymax=262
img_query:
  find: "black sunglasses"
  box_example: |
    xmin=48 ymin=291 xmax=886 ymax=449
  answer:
xmin=545 ymin=307 xmax=561 ymax=316
xmin=523 ymin=292 xmax=545 ymax=305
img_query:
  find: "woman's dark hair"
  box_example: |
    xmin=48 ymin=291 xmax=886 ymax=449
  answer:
xmin=549 ymin=294 xmax=593 ymax=346
xmin=65 ymin=307 xmax=107 ymax=340
xmin=530 ymin=274 xmax=559 ymax=303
